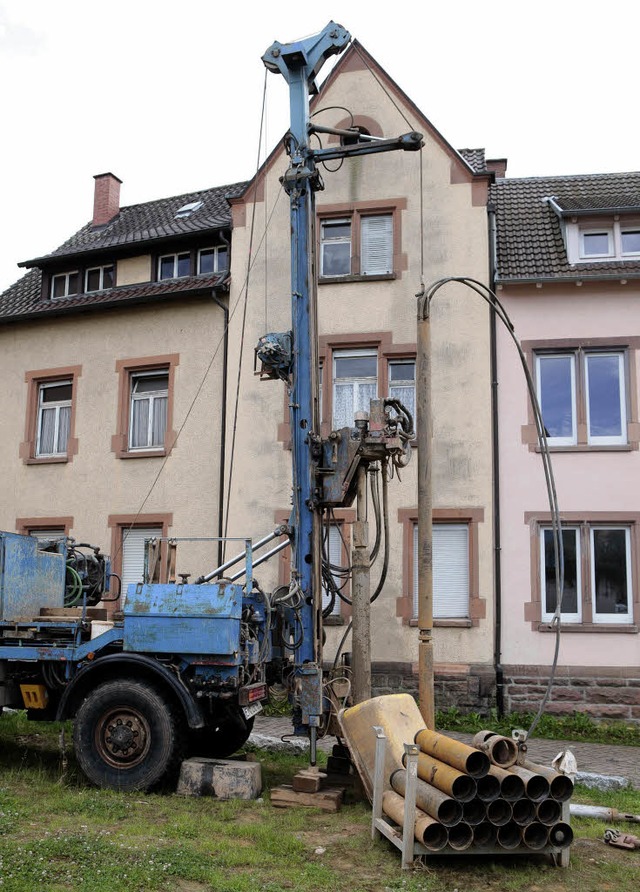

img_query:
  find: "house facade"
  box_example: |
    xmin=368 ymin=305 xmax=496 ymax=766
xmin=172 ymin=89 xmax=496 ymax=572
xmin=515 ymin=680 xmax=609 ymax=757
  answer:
xmin=0 ymin=42 xmax=498 ymax=712
xmin=492 ymin=173 xmax=640 ymax=720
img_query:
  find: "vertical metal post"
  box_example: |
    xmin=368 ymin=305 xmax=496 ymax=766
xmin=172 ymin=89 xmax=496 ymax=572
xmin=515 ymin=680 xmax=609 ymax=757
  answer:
xmin=351 ymin=463 xmax=371 ymax=703
xmin=371 ymin=725 xmax=386 ymax=840
xmin=416 ymin=292 xmax=435 ymax=728
xmin=402 ymin=743 xmax=420 ymax=868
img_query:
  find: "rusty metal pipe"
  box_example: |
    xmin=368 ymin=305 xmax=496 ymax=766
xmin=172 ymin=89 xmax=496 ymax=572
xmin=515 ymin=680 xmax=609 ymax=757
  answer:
xmin=548 ymin=822 xmax=574 ymax=848
xmin=522 ymin=760 xmax=574 ymax=802
xmin=506 ymin=765 xmax=550 ymax=801
xmin=497 ymin=821 xmax=521 ymax=850
xmin=415 ymin=728 xmax=489 ymax=778
xmin=402 ymin=751 xmax=476 ymax=802
xmin=382 ymin=790 xmax=448 ymax=852
xmin=462 ymin=798 xmax=485 ymax=826
xmin=473 ymin=821 xmax=498 ymax=848
xmin=390 ymin=769 xmax=463 ymax=826
xmin=522 ymin=822 xmax=549 ymax=850
xmin=472 ymin=731 xmax=518 ymax=768
xmin=536 ymin=798 xmax=562 ymax=826
xmin=486 ymin=798 xmax=513 ymax=827
xmin=447 ymin=822 xmax=473 ymax=851
xmin=511 ymin=798 xmax=536 ymax=826
xmin=488 ymin=765 xmax=525 ymax=801
xmin=476 ymin=773 xmax=501 ymax=802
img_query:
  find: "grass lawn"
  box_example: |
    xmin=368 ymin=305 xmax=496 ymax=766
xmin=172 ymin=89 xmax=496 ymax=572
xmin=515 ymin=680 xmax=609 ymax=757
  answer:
xmin=1 ymin=710 xmax=639 ymax=892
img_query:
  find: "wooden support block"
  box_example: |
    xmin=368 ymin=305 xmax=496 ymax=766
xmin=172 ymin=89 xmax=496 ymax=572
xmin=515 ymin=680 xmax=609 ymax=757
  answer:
xmin=270 ymin=784 xmax=343 ymax=812
xmin=292 ymin=769 xmax=327 ymax=793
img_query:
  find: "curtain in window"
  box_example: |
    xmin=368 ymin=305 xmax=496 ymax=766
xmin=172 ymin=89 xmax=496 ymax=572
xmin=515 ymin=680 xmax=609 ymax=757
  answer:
xmin=334 ymin=381 xmax=377 ymax=428
xmin=151 ymin=396 xmax=168 ymax=446
xmin=131 ymin=398 xmax=150 ymax=448
xmin=390 ymin=383 xmax=415 ymax=420
xmin=57 ymin=405 xmax=71 ymax=453
xmin=38 ymin=407 xmax=56 ymax=454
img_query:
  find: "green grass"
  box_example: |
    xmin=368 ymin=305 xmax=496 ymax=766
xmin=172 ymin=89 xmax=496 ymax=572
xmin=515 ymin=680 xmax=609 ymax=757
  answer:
xmin=1 ymin=710 xmax=640 ymax=892
xmin=436 ymin=706 xmax=640 ymax=746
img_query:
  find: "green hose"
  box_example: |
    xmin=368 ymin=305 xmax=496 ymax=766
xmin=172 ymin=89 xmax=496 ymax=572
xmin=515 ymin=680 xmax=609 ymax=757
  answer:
xmin=64 ymin=564 xmax=84 ymax=607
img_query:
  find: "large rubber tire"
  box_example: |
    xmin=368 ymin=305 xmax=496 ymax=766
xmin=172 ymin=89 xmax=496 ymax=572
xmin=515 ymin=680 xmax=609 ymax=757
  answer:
xmin=73 ymin=678 xmax=180 ymax=791
xmin=189 ymin=705 xmax=254 ymax=759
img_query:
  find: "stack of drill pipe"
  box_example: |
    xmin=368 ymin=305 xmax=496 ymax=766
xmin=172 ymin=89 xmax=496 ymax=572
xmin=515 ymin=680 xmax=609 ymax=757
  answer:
xmin=383 ymin=727 xmax=573 ymax=853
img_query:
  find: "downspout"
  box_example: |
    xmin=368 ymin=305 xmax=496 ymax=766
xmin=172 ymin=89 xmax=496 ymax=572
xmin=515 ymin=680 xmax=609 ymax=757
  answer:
xmin=212 ymin=289 xmax=229 ymax=569
xmin=488 ymin=202 xmax=505 ymax=716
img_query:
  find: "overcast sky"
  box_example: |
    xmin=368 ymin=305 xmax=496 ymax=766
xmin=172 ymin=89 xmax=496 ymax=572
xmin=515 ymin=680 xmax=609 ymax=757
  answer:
xmin=1 ymin=0 xmax=638 ymax=293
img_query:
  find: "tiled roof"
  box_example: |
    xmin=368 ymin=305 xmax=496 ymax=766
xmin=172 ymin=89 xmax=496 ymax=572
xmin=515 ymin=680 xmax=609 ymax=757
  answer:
xmin=21 ymin=180 xmax=249 ymax=267
xmin=0 ymin=269 xmax=228 ymax=323
xmin=458 ymin=148 xmax=486 ymax=173
xmin=491 ymin=172 xmax=640 ymax=281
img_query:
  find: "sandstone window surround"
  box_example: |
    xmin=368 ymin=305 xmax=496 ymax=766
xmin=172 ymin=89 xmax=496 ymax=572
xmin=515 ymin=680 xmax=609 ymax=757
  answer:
xmin=525 ymin=511 xmax=640 ymax=632
xmin=111 ymin=355 xmax=179 ymax=459
xmin=397 ymin=507 xmax=485 ymax=628
xmin=16 ymin=516 xmax=74 ymax=537
xmin=20 ymin=366 xmax=82 ymax=465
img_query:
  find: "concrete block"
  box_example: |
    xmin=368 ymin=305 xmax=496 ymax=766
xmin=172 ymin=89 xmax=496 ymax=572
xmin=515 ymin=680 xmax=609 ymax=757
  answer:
xmin=177 ymin=757 xmax=262 ymax=799
xmin=576 ymin=771 xmax=630 ymax=792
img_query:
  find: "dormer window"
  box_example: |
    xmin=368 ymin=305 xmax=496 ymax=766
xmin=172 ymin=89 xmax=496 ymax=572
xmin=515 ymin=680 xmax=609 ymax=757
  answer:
xmin=85 ymin=264 xmax=115 ymax=292
xmin=580 ymin=230 xmax=613 ymax=258
xmin=159 ymin=252 xmax=190 ymax=280
xmin=621 ymin=229 xmax=640 ymax=255
xmin=197 ymin=246 xmax=228 ymax=274
xmin=568 ymin=217 xmax=640 ymax=263
xmin=51 ymin=271 xmax=79 ymax=299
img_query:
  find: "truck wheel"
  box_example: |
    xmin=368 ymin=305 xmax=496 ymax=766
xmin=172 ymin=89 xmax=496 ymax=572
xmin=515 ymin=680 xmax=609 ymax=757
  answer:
xmin=190 ymin=706 xmax=254 ymax=758
xmin=73 ymin=678 xmax=180 ymax=791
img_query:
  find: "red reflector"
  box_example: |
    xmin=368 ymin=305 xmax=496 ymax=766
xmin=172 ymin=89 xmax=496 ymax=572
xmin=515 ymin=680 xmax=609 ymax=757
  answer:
xmin=249 ymin=685 xmax=267 ymax=702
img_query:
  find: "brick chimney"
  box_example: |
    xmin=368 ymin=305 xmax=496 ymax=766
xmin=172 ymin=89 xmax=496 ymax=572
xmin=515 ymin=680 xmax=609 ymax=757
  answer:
xmin=92 ymin=172 xmax=122 ymax=227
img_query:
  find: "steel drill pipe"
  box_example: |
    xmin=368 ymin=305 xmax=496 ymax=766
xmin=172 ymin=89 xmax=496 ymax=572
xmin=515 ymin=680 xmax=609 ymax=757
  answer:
xmin=497 ymin=821 xmax=521 ymax=850
xmin=522 ymin=760 xmax=574 ymax=802
xmin=548 ymin=822 xmax=574 ymax=848
xmin=382 ymin=790 xmax=448 ymax=852
xmin=486 ymin=798 xmax=513 ymax=827
xmin=476 ymin=773 xmax=501 ymax=802
xmin=488 ymin=765 xmax=525 ymax=801
xmin=506 ymin=765 xmax=550 ymax=802
xmin=402 ymin=750 xmax=476 ymax=802
xmin=536 ymin=798 xmax=562 ymax=826
xmin=390 ymin=769 xmax=463 ymax=826
xmin=414 ymin=728 xmax=490 ymax=778
xmin=462 ymin=798 xmax=486 ymax=826
xmin=473 ymin=821 xmax=498 ymax=848
xmin=511 ymin=798 xmax=536 ymax=826
xmin=447 ymin=822 xmax=474 ymax=851
xmin=522 ymin=822 xmax=549 ymax=851
xmin=472 ymin=730 xmax=518 ymax=768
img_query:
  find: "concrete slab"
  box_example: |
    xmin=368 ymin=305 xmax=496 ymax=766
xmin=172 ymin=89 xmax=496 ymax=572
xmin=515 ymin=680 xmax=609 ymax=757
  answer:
xmin=177 ymin=757 xmax=262 ymax=799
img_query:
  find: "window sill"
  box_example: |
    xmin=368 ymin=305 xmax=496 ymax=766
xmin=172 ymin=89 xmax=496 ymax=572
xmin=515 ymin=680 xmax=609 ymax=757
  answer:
xmin=536 ymin=622 xmax=637 ymax=633
xmin=25 ymin=455 xmax=69 ymax=465
xmin=318 ymin=273 xmax=396 ymax=285
xmin=116 ymin=449 xmax=168 ymax=460
xmin=410 ymin=618 xmax=472 ymax=628
xmin=324 ymin=616 xmax=345 ymax=626
xmin=534 ymin=444 xmax=635 ymax=453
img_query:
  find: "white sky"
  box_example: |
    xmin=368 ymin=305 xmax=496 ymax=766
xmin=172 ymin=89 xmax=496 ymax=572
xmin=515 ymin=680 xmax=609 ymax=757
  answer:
xmin=1 ymin=0 xmax=638 ymax=294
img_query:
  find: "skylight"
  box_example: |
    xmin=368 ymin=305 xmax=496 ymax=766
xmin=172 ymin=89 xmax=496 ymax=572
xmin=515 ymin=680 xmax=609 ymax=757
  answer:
xmin=174 ymin=200 xmax=203 ymax=219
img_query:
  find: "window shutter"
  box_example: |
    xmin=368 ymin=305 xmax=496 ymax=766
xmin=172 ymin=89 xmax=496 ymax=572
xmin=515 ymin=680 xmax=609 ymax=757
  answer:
xmin=322 ymin=525 xmax=344 ymax=615
xmin=413 ymin=523 xmax=469 ymax=619
xmin=361 ymin=215 xmax=393 ymax=274
xmin=121 ymin=527 xmax=160 ymax=599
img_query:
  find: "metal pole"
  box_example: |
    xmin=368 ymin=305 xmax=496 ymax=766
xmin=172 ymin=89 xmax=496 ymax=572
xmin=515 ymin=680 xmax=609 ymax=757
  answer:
xmin=351 ymin=463 xmax=371 ymax=703
xmin=416 ymin=291 xmax=435 ymax=728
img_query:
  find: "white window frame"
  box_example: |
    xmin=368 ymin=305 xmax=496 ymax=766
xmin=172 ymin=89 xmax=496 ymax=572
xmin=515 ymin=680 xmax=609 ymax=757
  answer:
xmin=332 ymin=348 xmax=378 ymax=429
xmin=540 ymin=526 xmax=582 ymax=623
xmin=413 ymin=522 xmax=470 ymax=619
xmin=51 ymin=271 xmax=79 ymax=300
xmin=535 ymin=353 xmax=577 ymax=446
xmin=585 ymin=352 xmax=627 ymax=446
xmin=158 ymin=252 xmax=190 ymax=280
xmin=620 ymin=228 xmax=640 ymax=256
xmin=590 ymin=526 xmax=633 ymax=625
xmin=320 ymin=218 xmax=352 ymax=277
xmin=36 ymin=380 xmax=72 ymax=457
xmin=568 ymin=219 xmax=640 ymax=263
xmin=361 ymin=214 xmax=393 ymax=275
xmin=197 ymin=246 xmax=228 ymax=275
xmin=128 ymin=370 xmax=169 ymax=451
xmin=580 ymin=228 xmax=614 ymax=259
xmin=85 ymin=264 xmax=114 ymax=293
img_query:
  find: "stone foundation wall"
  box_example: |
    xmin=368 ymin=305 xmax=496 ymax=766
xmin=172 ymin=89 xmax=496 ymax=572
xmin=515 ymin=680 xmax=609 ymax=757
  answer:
xmin=370 ymin=662 xmax=496 ymax=715
xmin=502 ymin=665 xmax=640 ymax=721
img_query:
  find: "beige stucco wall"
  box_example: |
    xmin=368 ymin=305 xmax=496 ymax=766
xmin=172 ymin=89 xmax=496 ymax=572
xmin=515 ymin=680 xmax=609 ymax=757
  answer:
xmin=497 ymin=280 xmax=640 ymax=669
xmin=0 ymin=298 xmax=226 ymax=578
xmin=117 ymin=255 xmax=152 ymax=286
xmin=225 ymin=57 xmax=494 ymax=669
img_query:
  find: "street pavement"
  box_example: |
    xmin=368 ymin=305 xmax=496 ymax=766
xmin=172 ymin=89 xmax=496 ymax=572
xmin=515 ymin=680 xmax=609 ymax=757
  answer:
xmin=252 ymin=714 xmax=640 ymax=789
